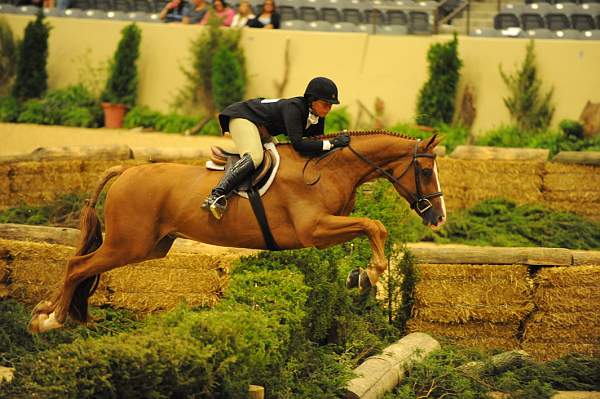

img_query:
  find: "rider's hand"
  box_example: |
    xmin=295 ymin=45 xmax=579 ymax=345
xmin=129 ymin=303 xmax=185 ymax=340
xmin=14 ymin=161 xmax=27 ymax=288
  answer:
xmin=331 ymin=134 xmax=351 ymax=148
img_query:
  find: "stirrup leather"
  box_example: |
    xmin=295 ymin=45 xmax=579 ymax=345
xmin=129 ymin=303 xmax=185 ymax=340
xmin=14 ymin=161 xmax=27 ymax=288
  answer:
xmin=209 ymin=195 xmax=227 ymax=220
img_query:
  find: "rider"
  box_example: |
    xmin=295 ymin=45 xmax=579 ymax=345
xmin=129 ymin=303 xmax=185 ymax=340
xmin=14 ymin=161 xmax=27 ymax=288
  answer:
xmin=202 ymin=76 xmax=351 ymax=219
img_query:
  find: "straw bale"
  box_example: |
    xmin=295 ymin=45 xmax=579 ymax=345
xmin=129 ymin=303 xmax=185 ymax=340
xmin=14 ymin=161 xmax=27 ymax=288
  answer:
xmin=545 ymin=161 xmax=599 ymax=175
xmin=543 ymin=201 xmax=600 ymax=221
xmin=543 ymin=173 xmax=600 ymax=192
xmin=452 ymin=337 xmax=519 ymax=350
xmin=526 ymin=311 xmax=600 ymax=330
xmin=543 ymin=191 xmax=600 ymax=203
xmin=417 ymin=264 xmax=531 ymax=280
xmin=107 ymin=292 xmax=220 ymax=312
xmin=534 ymin=286 xmax=600 ymax=312
xmin=407 ymin=319 xmax=519 ymax=339
xmin=553 ymin=151 xmax=600 ymax=166
xmin=412 ymin=302 xmax=533 ymax=323
xmin=521 ymin=342 xmax=600 ymax=362
xmin=535 ymin=266 xmax=600 ymax=287
xmin=450 ymin=146 xmax=550 ymax=162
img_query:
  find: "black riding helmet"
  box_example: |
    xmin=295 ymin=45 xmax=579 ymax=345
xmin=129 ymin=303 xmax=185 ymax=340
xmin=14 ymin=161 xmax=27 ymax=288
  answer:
xmin=304 ymin=77 xmax=340 ymax=105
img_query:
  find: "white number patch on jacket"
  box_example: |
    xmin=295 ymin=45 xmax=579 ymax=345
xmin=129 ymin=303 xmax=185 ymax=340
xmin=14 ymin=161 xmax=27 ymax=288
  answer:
xmin=260 ymin=98 xmax=280 ymax=103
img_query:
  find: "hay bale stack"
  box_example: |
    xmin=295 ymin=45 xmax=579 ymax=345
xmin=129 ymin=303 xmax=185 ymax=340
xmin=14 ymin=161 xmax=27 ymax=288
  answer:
xmin=542 ymin=162 xmax=600 ymax=221
xmin=0 ymin=238 xmax=227 ymax=311
xmin=437 ymin=159 xmax=544 ymax=211
xmin=522 ymin=265 xmax=600 ymax=361
xmin=407 ymin=264 xmax=532 ymax=349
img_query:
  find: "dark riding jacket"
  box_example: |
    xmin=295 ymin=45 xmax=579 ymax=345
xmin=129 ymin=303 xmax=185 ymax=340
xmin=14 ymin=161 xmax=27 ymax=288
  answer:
xmin=218 ymin=96 xmax=327 ymax=153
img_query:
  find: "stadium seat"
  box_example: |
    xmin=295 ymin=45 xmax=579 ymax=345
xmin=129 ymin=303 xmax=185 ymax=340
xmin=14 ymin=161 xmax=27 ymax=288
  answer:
xmin=43 ymin=7 xmax=62 ymax=16
xmin=364 ymin=8 xmax=385 ymax=25
xmin=63 ymin=8 xmax=84 ymax=16
xmin=305 ymin=20 xmax=333 ymax=31
xmin=278 ymin=5 xmax=298 ymax=21
xmin=522 ymin=28 xmax=553 ymax=37
xmin=113 ymin=0 xmax=131 ymax=11
xmin=521 ymin=12 xmax=545 ymax=30
xmin=70 ymin=0 xmax=93 ymax=9
xmin=95 ymin=0 xmax=113 ymax=11
xmin=409 ymin=10 xmax=431 ymax=34
xmin=571 ymin=13 xmax=596 ymax=30
xmin=552 ymin=2 xmax=578 ymax=13
xmin=82 ymin=8 xmax=107 ymax=18
xmin=0 ymin=4 xmax=17 ymax=13
xmin=387 ymin=9 xmax=408 ymax=25
xmin=389 ymin=0 xmax=416 ymax=8
xmin=378 ymin=24 xmax=408 ymax=34
xmin=281 ymin=19 xmax=308 ymax=30
xmin=299 ymin=5 xmax=319 ymax=21
xmin=545 ymin=13 xmax=571 ymax=30
xmin=553 ymin=28 xmax=581 ymax=38
xmin=357 ymin=23 xmax=374 ymax=33
xmin=132 ymin=0 xmax=151 ymax=12
xmin=501 ymin=3 xmax=526 ymax=14
xmin=320 ymin=7 xmax=341 ymax=23
xmin=332 ymin=21 xmax=359 ymax=32
xmin=16 ymin=5 xmax=39 ymax=14
xmin=580 ymin=29 xmax=600 ymax=39
xmin=494 ymin=12 xmax=520 ymax=29
xmin=342 ymin=7 xmax=364 ymax=24
xmin=106 ymin=10 xmax=127 ymax=19
xmin=471 ymin=27 xmax=501 ymax=37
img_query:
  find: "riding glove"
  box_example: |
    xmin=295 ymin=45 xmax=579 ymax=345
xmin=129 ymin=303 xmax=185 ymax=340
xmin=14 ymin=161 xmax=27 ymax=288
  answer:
xmin=331 ymin=134 xmax=351 ymax=148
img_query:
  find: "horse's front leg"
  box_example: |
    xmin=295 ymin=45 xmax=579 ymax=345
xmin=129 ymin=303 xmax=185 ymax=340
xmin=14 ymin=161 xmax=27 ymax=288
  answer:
xmin=311 ymin=215 xmax=388 ymax=289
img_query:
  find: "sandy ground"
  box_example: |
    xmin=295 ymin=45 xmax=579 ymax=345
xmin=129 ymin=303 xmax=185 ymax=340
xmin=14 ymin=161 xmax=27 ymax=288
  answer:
xmin=0 ymin=123 xmax=236 ymax=156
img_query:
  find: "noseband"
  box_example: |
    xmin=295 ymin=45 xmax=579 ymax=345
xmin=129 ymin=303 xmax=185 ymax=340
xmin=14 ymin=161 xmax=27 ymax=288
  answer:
xmin=348 ymin=139 xmax=444 ymax=215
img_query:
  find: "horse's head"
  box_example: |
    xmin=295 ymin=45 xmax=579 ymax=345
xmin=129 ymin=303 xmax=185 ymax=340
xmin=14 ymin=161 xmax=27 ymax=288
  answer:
xmin=388 ymin=134 xmax=446 ymax=228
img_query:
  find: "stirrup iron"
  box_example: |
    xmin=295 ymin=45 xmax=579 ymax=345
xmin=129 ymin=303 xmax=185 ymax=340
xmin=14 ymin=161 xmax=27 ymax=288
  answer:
xmin=209 ymin=195 xmax=227 ymax=220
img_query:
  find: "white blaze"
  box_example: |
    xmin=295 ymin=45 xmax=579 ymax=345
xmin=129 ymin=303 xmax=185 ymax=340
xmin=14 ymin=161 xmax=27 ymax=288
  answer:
xmin=434 ymin=161 xmax=446 ymax=227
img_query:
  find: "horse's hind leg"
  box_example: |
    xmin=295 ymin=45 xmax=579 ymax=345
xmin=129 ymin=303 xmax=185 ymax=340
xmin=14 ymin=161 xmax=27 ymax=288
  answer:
xmin=29 ymin=237 xmax=159 ymax=333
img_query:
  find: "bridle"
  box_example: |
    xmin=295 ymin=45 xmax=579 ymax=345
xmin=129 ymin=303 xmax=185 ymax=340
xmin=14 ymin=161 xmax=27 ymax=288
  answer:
xmin=347 ymin=139 xmax=444 ymax=215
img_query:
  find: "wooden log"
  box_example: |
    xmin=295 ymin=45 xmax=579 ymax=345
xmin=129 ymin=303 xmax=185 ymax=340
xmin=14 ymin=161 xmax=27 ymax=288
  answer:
xmin=490 ymin=391 xmax=600 ymax=399
xmin=571 ymin=250 xmax=600 ymax=266
xmin=248 ymin=385 xmax=265 ymax=399
xmin=450 ymin=145 xmax=549 ymax=161
xmin=457 ymin=350 xmax=531 ymax=376
xmin=552 ymin=151 xmax=600 ymax=166
xmin=130 ymin=147 xmax=213 ymax=162
xmin=406 ymin=244 xmax=574 ymax=266
xmin=0 ymin=145 xmax=133 ymax=164
xmin=0 ymin=223 xmax=80 ymax=247
xmin=345 ymin=332 xmax=440 ymax=399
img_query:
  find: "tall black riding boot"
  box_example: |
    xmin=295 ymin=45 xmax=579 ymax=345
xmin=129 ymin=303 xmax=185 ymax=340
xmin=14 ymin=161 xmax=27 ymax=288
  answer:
xmin=202 ymin=153 xmax=255 ymax=219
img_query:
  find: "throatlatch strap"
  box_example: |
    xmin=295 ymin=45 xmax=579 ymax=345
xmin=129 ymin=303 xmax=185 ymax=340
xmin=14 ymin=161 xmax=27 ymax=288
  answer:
xmin=247 ymin=188 xmax=280 ymax=251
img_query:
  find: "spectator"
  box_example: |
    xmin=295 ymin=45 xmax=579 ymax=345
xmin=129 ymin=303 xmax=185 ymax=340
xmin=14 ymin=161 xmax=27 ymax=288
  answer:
xmin=199 ymin=0 xmax=235 ymax=26
xmin=248 ymin=0 xmax=280 ymax=29
xmin=183 ymin=0 xmax=208 ymax=24
xmin=159 ymin=0 xmax=188 ymax=22
xmin=230 ymin=0 xmax=255 ymax=28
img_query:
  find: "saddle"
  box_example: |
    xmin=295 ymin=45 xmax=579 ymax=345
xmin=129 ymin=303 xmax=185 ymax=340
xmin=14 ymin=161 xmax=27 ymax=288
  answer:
xmin=208 ymin=145 xmax=275 ymax=193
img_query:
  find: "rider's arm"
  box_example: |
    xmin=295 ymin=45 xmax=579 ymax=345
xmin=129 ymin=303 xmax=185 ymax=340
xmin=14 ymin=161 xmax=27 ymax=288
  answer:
xmin=284 ymin=107 xmax=332 ymax=153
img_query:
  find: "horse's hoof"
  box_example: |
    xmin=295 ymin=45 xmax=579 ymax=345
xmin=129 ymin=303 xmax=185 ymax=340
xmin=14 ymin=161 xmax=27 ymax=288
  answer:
xmin=28 ymin=313 xmax=48 ymax=334
xmin=31 ymin=300 xmax=53 ymax=317
xmin=28 ymin=312 xmax=64 ymax=334
xmin=346 ymin=268 xmax=361 ymax=289
xmin=358 ymin=270 xmax=374 ymax=293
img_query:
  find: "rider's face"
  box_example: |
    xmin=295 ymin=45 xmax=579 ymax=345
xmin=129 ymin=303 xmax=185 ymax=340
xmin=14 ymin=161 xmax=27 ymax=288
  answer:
xmin=311 ymin=100 xmax=333 ymax=118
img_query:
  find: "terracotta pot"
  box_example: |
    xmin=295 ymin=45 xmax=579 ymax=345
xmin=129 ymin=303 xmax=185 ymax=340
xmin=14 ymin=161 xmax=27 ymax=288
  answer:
xmin=102 ymin=102 xmax=128 ymax=129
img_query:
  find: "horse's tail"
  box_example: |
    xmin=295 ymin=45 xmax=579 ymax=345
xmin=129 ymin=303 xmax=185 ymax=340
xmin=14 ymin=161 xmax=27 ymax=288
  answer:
xmin=69 ymin=165 xmax=129 ymax=322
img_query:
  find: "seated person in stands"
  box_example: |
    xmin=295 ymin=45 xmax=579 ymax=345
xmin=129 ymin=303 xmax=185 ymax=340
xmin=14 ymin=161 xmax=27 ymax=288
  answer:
xmin=159 ymin=0 xmax=188 ymax=22
xmin=230 ymin=0 xmax=255 ymax=28
xmin=183 ymin=0 xmax=208 ymax=24
xmin=199 ymin=0 xmax=235 ymax=26
xmin=248 ymin=0 xmax=280 ymax=29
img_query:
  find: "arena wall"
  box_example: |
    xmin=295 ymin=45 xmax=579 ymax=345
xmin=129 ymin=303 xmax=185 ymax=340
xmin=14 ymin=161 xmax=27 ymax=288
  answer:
xmin=4 ymin=15 xmax=600 ymax=135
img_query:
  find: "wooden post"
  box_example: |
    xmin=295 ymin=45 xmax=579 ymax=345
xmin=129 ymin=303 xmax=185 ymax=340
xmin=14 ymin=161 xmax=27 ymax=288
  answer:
xmin=248 ymin=385 xmax=264 ymax=399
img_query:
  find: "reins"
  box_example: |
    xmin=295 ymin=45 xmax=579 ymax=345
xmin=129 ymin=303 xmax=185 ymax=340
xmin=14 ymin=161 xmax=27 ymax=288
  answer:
xmin=347 ymin=140 xmax=443 ymax=215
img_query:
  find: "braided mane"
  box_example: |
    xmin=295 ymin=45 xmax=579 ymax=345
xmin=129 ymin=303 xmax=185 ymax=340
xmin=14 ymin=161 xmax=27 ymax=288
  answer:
xmin=311 ymin=130 xmax=419 ymax=141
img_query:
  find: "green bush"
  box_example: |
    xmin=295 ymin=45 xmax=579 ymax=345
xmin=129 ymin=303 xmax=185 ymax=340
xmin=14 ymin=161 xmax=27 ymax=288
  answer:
xmin=101 ymin=23 xmax=141 ymax=107
xmin=436 ymin=198 xmax=600 ymax=249
xmin=0 ymin=95 xmax=21 ymax=122
xmin=155 ymin=112 xmax=201 ymax=133
xmin=325 ymin=106 xmax=351 ymax=134
xmin=388 ymin=123 xmax=468 ymax=153
xmin=211 ymin=46 xmax=245 ymax=111
xmin=500 ymin=40 xmax=555 ymax=132
xmin=415 ymin=34 xmax=462 ymax=127
xmin=16 ymin=99 xmax=49 ymax=124
xmin=12 ymin=9 xmax=49 ymax=100
xmin=0 ymin=17 xmax=17 ymax=95
xmin=122 ymin=105 xmax=162 ymax=129
xmin=559 ymin=119 xmax=584 ymax=139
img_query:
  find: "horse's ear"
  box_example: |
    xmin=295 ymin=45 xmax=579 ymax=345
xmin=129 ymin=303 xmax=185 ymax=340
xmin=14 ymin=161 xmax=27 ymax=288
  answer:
xmin=424 ymin=134 xmax=442 ymax=149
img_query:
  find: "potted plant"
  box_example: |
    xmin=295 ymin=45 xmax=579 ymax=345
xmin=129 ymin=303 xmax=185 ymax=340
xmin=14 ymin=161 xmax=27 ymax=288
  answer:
xmin=101 ymin=23 xmax=141 ymax=128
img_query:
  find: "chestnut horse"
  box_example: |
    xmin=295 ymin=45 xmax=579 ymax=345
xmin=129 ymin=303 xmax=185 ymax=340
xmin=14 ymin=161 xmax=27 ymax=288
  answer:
xmin=29 ymin=131 xmax=445 ymax=333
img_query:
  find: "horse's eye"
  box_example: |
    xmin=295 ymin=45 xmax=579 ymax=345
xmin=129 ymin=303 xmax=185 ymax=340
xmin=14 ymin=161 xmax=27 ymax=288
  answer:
xmin=422 ymin=168 xmax=433 ymax=178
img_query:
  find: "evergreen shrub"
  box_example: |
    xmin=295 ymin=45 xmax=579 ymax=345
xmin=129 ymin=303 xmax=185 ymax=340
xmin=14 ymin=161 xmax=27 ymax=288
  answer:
xmin=0 ymin=17 xmax=17 ymax=95
xmin=122 ymin=105 xmax=162 ymax=129
xmin=12 ymin=9 xmax=49 ymax=100
xmin=559 ymin=119 xmax=584 ymax=139
xmin=211 ymin=46 xmax=245 ymax=111
xmin=325 ymin=106 xmax=351 ymax=134
xmin=415 ymin=34 xmax=462 ymax=127
xmin=101 ymin=23 xmax=141 ymax=107
xmin=0 ymin=95 xmax=21 ymax=122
